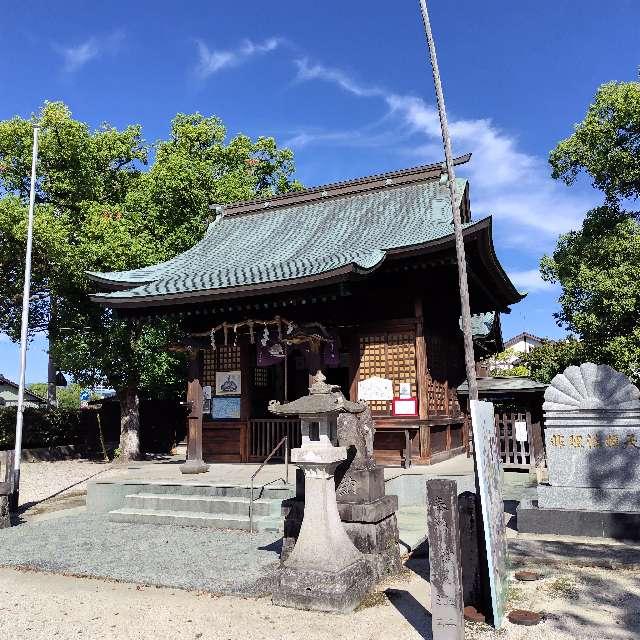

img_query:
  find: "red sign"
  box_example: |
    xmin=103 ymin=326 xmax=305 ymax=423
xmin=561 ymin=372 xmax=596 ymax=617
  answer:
xmin=392 ymin=398 xmax=418 ymax=416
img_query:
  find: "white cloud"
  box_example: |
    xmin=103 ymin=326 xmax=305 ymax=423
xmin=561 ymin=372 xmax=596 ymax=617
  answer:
xmin=294 ymin=58 xmax=382 ymax=98
xmin=508 ymin=269 xmax=557 ymax=293
xmin=290 ymin=58 xmax=595 ymax=246
xmin=56 ymin=30 xmax=124 ymax=73
xmin=195 ymin=38 xmax=282 ymax=79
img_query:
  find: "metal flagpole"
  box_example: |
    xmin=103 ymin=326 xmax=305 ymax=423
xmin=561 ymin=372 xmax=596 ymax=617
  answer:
xmin=12 ymin=125 xmax=39 ymax=510
xmin=417 ymin=0 xmax=479 ymax=402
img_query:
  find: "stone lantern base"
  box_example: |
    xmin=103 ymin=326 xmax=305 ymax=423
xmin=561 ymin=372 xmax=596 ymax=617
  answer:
xmin=273 ymin=558 xmax=373 ymax=613
xmin=272 ymin=446 xmax=374 ymax=613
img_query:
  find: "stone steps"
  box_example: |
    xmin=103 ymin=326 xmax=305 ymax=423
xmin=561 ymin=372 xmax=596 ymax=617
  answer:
xmin=119 ymin=482 xmax=293 ymax=501
xmin=105 ymin=483 xmax=291 ymax=531
xmin=109 ymin=507 xmax=282 ymax=531
xmin=122 ymin=493 xmax=279 ymax=517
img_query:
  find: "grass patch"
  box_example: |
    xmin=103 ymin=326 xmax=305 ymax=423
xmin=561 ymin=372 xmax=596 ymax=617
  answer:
xmin=506 ymin=584 xmax=527 ymax=607
xmin=356 ymin=590 xmax=388 ymax=610
xmin=545 ymin=576 xmax=579 ymax=600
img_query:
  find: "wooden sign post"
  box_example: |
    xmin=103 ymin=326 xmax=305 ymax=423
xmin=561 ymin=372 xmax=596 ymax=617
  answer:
xmin=470 ymin=400 xmax=507 ymax=627
xmin=0 ymin=450 xmax=15 ymax=528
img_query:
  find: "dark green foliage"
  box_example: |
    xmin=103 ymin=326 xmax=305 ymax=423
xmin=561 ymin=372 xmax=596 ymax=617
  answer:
xmin=549 ymin=81 xmax=640 ymax=204
xmin=0 ymin=407 xmax=81 ymax=450
xmin=540 ymin=206 xmax=640 ymax=383
xmin=521 ymin=338 xmax=585 ymax=384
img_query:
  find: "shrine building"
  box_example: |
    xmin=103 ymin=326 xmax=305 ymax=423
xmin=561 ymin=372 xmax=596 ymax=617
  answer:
xmin=89 ymin=155 xmax=523 ymax=467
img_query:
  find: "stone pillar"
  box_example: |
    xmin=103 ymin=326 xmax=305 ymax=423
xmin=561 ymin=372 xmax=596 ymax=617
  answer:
xmin=180 ymin=350 xmax=209 ymax=474
xmin=274 ymin=446 xmax=373 ymax=613
xmin=427 ymin=478 xmax=464 ymax=640
xmin=457 ymin=491 xmax=482 ymax=610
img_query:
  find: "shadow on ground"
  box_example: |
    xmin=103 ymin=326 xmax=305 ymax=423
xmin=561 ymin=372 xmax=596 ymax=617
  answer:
xmin=386 ymin=588 xmax=432 ymax=639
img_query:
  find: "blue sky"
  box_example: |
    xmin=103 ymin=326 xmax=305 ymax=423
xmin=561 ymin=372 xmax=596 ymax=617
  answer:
xmin=1 ymin=0 xmax=638 ymax=382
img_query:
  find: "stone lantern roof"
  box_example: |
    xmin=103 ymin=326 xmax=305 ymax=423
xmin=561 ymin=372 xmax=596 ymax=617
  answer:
xmin=269 ymin=372 xmax=365 ymax=417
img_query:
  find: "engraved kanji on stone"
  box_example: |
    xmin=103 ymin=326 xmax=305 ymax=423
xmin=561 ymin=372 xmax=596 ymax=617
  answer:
xmin=569 ymin=434 xmax=583 ymax=448
xmin=586 ymin=434 xmax=603 ymax=448
xmin=623 ymin=434 xmax=640 ymax=449
xmin=605 ymin=434 xmax=620 ymax=448
xmin=550 ymin=434 xmax=565 ymax=447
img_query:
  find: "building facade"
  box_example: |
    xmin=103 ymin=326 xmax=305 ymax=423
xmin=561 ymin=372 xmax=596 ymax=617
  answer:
xmin=90 ymin=156 xmax=523 ymax=466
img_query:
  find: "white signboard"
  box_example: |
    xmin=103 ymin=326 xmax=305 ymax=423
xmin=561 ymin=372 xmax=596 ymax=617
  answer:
xmin=470 ymin=399 xmax=507 ymax=629
xmin=358 ymin=376 xmax=393 ymax=401
xmin=203 ymin=385 xmax=212 ymax=400
xmin=399 ymin=382 xmax=412 ymax=399
xmin=514 ymin=420 xmax=528 ymax=442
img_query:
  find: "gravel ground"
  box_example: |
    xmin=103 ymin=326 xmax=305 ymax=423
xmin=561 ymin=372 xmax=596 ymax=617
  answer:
xmin=18 ymin=459 xmax=124 ymax=508
xmin=0 ymin=562 xmax=638 ymax=640
xmin=0 ymin=513 xmax=282 ymax=595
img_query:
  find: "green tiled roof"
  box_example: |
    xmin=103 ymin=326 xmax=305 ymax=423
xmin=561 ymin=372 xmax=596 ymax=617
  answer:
xmin=90 ymin=175 xmax=472 ymax=303
xmin=457 ymin=376 xmax=548 ymax=395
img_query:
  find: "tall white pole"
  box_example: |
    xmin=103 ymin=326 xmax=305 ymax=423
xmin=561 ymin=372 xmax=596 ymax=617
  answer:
xmin=12 ymin=125 xmax=39 ymax=508
xmin=418 ymin=0 xmax=478 ymax=401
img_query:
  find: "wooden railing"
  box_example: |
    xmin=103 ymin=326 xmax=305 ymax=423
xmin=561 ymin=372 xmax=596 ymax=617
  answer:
xmin=249 ymin=418 xmax=301 ymax=459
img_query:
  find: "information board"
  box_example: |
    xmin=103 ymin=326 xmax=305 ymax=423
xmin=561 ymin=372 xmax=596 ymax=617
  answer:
xmin=470 ymin=399 xmax=507 ymax=628
xmin=357 ymin=376 xmax=393 ymax=401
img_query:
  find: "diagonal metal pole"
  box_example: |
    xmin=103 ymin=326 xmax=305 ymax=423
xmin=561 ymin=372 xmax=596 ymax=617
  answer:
xmin=418 ymin=0 xmax=478 ymax=402
xmin=11 ymin=125 xmax=39 ymax=511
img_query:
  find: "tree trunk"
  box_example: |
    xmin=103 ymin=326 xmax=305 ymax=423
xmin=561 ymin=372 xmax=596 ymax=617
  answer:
xmin=117 ymin=387 xmax=141 ymax=462
xmin=47 ymin=351 xmax=57 ymax=407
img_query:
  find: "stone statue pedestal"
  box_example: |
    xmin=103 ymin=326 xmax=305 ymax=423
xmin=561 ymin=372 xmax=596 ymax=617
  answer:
xmin=518 ymin=363 xmax=640 ymax=540
xmin=273 ymin=446 xmax=373 ymax=613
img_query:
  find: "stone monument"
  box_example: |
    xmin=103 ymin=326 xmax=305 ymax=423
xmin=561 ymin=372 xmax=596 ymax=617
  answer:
xmin=518 ymin=363 xmax=640 ymax=539
xmin=280 ymin=390 xmax=401 ymax=582
xmin=269 ymin=372 xmax=374 ymax=612
xmin=427 ymin=479 xmax=464 ymax=640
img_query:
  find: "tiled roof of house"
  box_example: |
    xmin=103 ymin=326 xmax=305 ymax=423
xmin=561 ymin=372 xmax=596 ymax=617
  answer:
xmin=0 ymin=375 xmax=47 ymax=404
xmin=504 ymin=332 xmax=545 ymax=348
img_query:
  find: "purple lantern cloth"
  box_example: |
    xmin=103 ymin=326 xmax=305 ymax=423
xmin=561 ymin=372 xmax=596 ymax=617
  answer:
xmin=257 ymin=330 xmax=287 ymax=367
xmin=323 ymin=337 xmax=339 ymax=367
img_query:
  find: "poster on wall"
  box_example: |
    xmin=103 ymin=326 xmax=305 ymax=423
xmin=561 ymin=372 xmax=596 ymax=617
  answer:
xmin=211 ymin=397 xmax=241 ymax=420
xmin=358 ymin=376 xmax=394 ymax=401
xmin=399 ymin=382 xmax=412 ymax=399
xmin=215 ymin=371 xmax=241 ymax=396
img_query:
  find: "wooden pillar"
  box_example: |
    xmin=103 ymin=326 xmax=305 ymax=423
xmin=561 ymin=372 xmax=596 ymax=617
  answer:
xmin=414 ymin=297 xmax=429 ymax=420
xmin=307 ymin=345 xmax=322 ymax=387
xmin=180 ymin=349 xmax=209 ymax=474
xmin=349 ymin=330 xmax=361 ymax=402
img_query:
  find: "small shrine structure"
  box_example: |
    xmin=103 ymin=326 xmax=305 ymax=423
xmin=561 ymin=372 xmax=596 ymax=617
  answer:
xmin=89 ymin=155 xmax=523 ymax=466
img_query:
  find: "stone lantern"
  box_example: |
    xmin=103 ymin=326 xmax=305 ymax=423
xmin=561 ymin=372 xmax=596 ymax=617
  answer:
xmin=268 ymin=372 xmax=374 ymax=613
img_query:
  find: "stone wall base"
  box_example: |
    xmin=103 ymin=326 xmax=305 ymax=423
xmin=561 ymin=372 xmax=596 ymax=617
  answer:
xmin=517 ymin=498 xmax=640 ymax=541
xmin=538 ymin=484 xmax=640 ymax=513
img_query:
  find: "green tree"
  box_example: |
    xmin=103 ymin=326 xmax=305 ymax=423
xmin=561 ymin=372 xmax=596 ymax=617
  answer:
xmin=520 ymin=338 xmax=585 ymax=384
xmin=0 ymin=102 xmax=301 ymax=460
xmin=27 ymin=382 xmax=86 ymax=409
xmin=549 ymin=81 xmax=640 ymax=204
xmin=485 ymin=348 xmax=531 ymax=377
xmin=540 ymin=207 xmax=640 ymax=382
xmin=543 ymin=80 xmax=640 ymax=384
